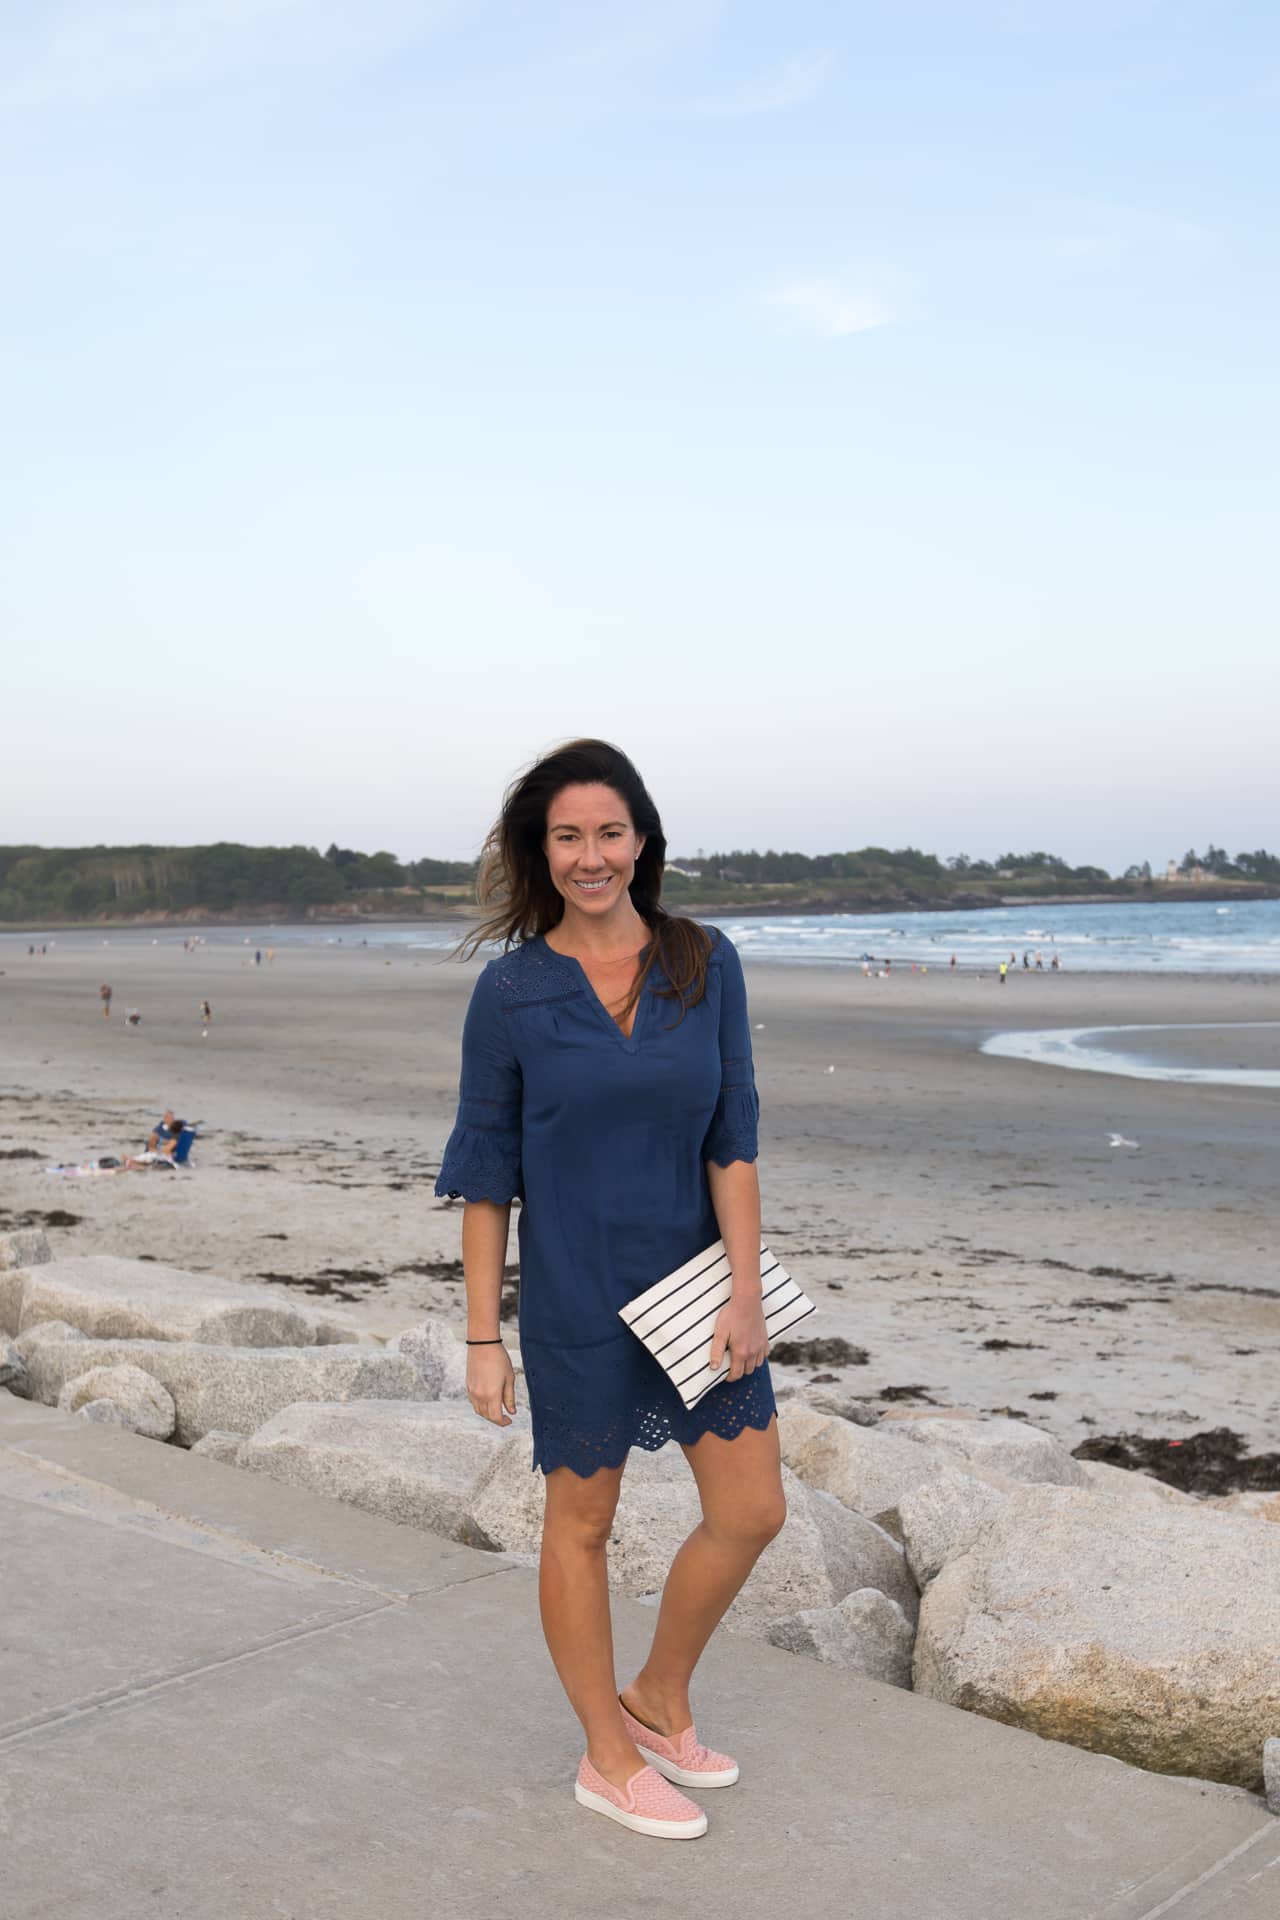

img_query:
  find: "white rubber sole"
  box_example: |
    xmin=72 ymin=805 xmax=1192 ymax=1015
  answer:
xmin=636 ymin=1745 xmax=740 ymax=1789
xmin=574 ymin=1782 xmax=707 ymax=1838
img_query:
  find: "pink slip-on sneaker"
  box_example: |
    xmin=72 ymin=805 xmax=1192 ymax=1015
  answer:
xmin=618 ymin=1698 xmax=740 ymax=1788
xmin=574 ymin=1755 xmax=708 ymax=1838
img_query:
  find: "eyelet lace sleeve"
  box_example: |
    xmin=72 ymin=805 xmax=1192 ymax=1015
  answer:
xmin=436 ymin=963 xmax=523 ymax=1202
xmin=701 ymin=931 xmax=760 ymax=1167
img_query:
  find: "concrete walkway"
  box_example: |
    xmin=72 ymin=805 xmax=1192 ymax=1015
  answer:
xmin=3 ymin=1394 xmax=1277 ymax=1920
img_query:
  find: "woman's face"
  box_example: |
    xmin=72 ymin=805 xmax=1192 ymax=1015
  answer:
xmin=543 ymin=783 xmax=646 ymax=919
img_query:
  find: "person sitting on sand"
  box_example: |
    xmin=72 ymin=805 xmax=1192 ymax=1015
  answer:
xmin=124 ymin=1118 xmax=187 ymax=1171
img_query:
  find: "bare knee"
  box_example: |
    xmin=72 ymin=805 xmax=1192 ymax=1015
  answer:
xmin=708 ymin=1486 xmax=787 ymax=1553
xmin=543 ymin=1468 xmax=622 ymax=1554
xmin=750 ymin=1488 xmax=788 ymax=1547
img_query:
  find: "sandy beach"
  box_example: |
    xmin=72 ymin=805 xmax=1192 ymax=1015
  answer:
xmin=1 ymin=933 xmax=1277 ymax=1457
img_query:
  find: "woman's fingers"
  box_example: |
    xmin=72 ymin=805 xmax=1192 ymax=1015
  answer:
xmin=712 ymin=1310 xmax=772 ymax=1385
xmin=467 ymin=1353 xmax=515 ymax=1426
xmin=471 ymin=1395 xmax=511 ymax=1427
xmin=735 ymin=1342 xmax=770 ymax=1378
xmin=720 ymin=1319 xmax=771 ymax=1382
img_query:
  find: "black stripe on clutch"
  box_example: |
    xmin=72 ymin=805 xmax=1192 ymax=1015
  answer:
xmin=620 ymin=1238 xmax=817 ymax=1409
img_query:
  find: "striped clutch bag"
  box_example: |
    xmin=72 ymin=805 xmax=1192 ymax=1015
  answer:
xmin=619 ymin=1239 xmax=816 ymax=1410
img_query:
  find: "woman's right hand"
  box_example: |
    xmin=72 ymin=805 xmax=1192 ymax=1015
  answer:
xmin=467 ymin=1343 xmax=516 ymax=1427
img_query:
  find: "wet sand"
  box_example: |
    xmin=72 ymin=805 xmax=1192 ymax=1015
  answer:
xmin=1 ymin=935 xmax=1277 ymax=1455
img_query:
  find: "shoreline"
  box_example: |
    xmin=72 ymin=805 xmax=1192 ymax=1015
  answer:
xmin=5 ymin=924 xmax=1279 ymax=988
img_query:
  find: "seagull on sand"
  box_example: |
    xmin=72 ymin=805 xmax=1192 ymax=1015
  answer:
xmin=1108 ymin=1133 xmax=1140 ymax=1149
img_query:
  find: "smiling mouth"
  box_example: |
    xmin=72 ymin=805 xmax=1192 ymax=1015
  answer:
xmin=573 ymin=877 xmax=612 ymax=892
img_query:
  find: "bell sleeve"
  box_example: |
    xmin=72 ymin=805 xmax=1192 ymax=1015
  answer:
xmin=701 ymin=930 xmax=760 ymax=1168
xmin=435 ymin=963 xmax=524 ymax=1203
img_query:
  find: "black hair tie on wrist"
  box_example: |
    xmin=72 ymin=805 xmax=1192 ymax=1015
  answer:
xmin=465 ymin=1337 xmax=504 ymax=1345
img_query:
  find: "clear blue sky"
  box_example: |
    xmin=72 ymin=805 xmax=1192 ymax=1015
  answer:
xmin=3 ymin=1 xmax=1276 ymax=871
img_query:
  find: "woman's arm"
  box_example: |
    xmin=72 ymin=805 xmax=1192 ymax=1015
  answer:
xmin=702 ymin=933 xmax=768 ymax=1381
xmin=462 ymin=1198 xmax=510 ymax=1339
xmin=706 ymin=1159 xmax=767 ymax=1381
xmin=707 ymin=1159 xmax=762 ymax=1302
xmin=434 ymin=964 xmax=524 ymax=1427
xmin=461 ymin=1199 xmax=517 ymax=1426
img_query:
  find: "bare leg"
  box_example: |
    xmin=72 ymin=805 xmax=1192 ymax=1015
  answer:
xmin=539 ymin=1460 xmax=650 ymax=1792
xmin=621 ymin=1416 xmax=785 ymax=1737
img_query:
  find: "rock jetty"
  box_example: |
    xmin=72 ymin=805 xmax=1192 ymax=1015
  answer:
xmin=2 ymin=1230 xmax=1276 ymax=1799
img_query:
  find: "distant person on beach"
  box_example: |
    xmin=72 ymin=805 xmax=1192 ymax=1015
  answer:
xmin=254 ymin=948 xmax=262 ymax=966
xmin=125 ymin=1118 xmax=186 ymax=1171
xmin=1051 ymin=953 xmax=1061 ymax=971
xmin=146 ymin=1110 xmax=177 ymax=1152
xmin=999 ymin=961 xmax=1008 ymax=984
xmin=950 ymin=954 xmax=956 ymax=970
xmin=1035 ymin=950 xmax=1044 ymax=969
xmin=436 ymin=738 xmax=777 ymax=1841
xmin=200 ymin=999 xmax=212 ymax=1025
xmin=99 ymin=983 xmax=112 ymax=1019
xmin=1023 ymin=951 xmax=1030 ymax=969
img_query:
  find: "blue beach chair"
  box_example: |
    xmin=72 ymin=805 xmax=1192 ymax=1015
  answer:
xmin=170 ymin=1127 xmax=197 ymax=1167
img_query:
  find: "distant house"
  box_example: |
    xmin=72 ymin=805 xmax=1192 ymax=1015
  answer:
xmin=1166 ymin=859 xmax=1179 ymax=882
xmin=995 ymin=868 xmax=1016 ymax=879
xmin=665 ymin=864 xmax=702 ymax=879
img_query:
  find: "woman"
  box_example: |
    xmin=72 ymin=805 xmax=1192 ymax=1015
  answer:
xmin=124 ymin=1117 xmax=185 ymax=1171
xmin=436 ymin=739 xmax=785 ymax=1841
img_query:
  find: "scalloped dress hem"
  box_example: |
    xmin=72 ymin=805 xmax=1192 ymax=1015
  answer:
xmin=528 ymin=1371 xmax=779 ymax=1478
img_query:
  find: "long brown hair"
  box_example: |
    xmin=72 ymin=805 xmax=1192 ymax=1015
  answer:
xmin=453 ymin=738 xmax=713 ymax=1025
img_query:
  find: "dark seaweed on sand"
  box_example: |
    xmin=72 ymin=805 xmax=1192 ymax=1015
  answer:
xmin=256 ymin=1267 xmax=387 ymax=1302
xmin=0 ymin=1209 xmax=83 ymax=1229
xmin=1073 ymin=1426 xmax=1280 ymax=1495
xmin=770 ymin=1336 xmax=869 ymax=1368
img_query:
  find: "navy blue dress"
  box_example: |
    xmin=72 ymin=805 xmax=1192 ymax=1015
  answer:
xmin=435 ymin=923 xmax=777 ymax=1476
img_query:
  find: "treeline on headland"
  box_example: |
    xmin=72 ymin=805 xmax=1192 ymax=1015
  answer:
xmin=1 ymin=840 xmax=1277 ymax=926
xmin=0 ymin=843 xmax=474 ymax=923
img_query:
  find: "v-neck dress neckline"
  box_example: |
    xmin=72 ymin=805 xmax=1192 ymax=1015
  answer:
xmin=537 ymin=931 xmax=648 ymax=1053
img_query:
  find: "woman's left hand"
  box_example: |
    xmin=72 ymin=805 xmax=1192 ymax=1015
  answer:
xmin=709 ymin=1296 xmax=769 ymax=1382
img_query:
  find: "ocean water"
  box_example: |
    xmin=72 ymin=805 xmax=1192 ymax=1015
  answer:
xmin=981 ymin=1022 xmax=1280 ymax=1090
xmin=4 ymin=896 xmax=1280 ymax=975
xmin=711 ymin=898 xmax=1280 ymax=976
